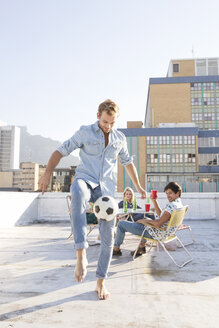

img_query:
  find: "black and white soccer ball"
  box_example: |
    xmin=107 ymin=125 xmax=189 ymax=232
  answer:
xmin=93 ymin=196 xmax=118 ymax=221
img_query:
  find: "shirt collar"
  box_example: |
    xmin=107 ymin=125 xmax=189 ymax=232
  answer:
xmin=93 ymin=120 xmax=115 ymax=134
xmin=93 ymin=121 xmax=101 ymax=132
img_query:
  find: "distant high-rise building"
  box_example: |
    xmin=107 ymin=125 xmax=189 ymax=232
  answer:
xmin=0 ymin=125 xmax=20 ymax=171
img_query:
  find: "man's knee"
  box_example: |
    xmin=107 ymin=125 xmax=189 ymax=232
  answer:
xmin=117 ymin=220 xmax=126 ymax=233
xmin=71 ymin=180 xmax=90 ymax=204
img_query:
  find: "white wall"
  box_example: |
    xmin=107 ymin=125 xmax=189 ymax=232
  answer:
xmin=0 ymin=192 xmax=218 ymax=227
xmin=0 ymin=192 xmax=39 ymax=227
xmin=131 ymin=192 xmax=217 ymax=220
xmin=37 ymin=193 xmax=69 ymax=222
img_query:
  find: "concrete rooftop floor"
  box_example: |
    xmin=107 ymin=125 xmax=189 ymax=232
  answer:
xmin=0 ymin=219 xmax=219 ymax=328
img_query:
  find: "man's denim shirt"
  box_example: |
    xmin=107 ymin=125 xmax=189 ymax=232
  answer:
xmin=57 ymin=121 xmax=133 ymax=196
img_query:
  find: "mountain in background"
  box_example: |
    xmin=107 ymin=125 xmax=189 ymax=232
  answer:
xmin=19 ymin=126 xmax=80 ymax=167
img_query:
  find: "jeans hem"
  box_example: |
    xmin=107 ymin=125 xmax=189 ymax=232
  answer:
xmin=75 ymin=241 xmax=89 ymax=249
xmin=96 ymin=273 xmax=107 ymax=279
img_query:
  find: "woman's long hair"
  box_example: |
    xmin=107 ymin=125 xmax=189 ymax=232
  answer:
xmin=123 ymin=187 xmax=134 ymax=203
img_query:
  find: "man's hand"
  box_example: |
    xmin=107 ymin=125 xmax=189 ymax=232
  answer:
xmin=125 ymin=164 xmax=146 ymax=199
xmin=38 ymin=173 xmax=51 ymax=195
xmin=37 ymin=151 xmax=63 ymax=194
xmin=136 ymin=186 xmax=146 ymax=199
xmin=136 ymin=219 xmax=147 ymax=225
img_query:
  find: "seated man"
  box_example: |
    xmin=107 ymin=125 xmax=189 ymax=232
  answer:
xmin=113 ymin=182 xmax=183 ymax=257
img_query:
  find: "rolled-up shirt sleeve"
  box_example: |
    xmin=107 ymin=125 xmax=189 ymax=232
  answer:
xmin=57 ymin=129 xmax=83 ymax=157
xmin=118 ymin=136 xmax=133 ymax=167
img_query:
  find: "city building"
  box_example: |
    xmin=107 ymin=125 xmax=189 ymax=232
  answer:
xmin=19 ymin=162 xmax=39 ymax=191
xmin=0 ymin=125 xmax=20 ymax=171
xmin=117 ymin=123 xmax=219 ymax=192
xmin=0 ymin=171 xmax=14 ymax=188
xmin=117 ymin=57 xmax=219 ymax=193
xmin=52 ymin=167 xmax=76 ymax=192
xmin=0 ymin=162 xmax=76 ymax=192
xmin=145 ymin=57 xmax=219 ymax=130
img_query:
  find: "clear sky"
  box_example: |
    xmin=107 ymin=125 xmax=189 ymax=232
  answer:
xmin=0 ymin=0 xmax=219 ymax=142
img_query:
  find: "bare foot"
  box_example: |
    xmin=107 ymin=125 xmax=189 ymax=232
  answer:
xmin=74 ymin=249 xmax=88 ymax=282
xmin=95 ymin=278 xmax=110 ymax=300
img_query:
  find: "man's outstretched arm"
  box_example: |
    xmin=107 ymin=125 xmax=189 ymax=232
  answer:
xmin=38 ymin=150 xmax=63 ymax=194
xmin=125 ymin=163 xmax=146 ymax=199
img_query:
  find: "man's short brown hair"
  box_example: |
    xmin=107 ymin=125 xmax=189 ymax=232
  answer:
xmin=164 ymin=182 xmax=182 ymax=197
xmin=98 ymin=99 xmax=120 ymax=117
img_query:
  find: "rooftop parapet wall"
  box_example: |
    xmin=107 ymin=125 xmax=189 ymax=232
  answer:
xmin=0 ymin=192 xmax=219 ymax=227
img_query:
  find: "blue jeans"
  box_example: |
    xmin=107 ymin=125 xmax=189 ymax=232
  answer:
xmin=70 ymin=179 xmax=115 ymax=279
xmin=114 ymin=220 xmax=153 ymax=248
xmin=131 ymin=213 xmax=155 ymax=222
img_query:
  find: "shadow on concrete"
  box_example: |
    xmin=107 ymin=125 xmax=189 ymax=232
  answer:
xmin=107 ymin=219 xmax=219 ymax=285
xmin=0 ymin=291 xmax=98 ymax=321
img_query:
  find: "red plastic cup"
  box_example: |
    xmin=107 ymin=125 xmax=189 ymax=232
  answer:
xmin=145 ymin=203 xmax=151 ymax=212
xmin=151 ymin=190 xmax=157 ymax=199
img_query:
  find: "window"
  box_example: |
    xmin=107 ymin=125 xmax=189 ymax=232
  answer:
xmin=147 ymin=154 xmax=151 ymax=163
xmin=175 ymin=136 xmax=179 ymax=145
xmin=163 ymin=154 xmax=167 ymax=163
xmin=209 ymin=137 xmax=215 ymax=147
xmin=188 ymin=136 xmax=191 ymax=145
xmin=196 ymin=59 xmax=207 ymax=76
xmin=176 ymin=154 xmax=179 ymax=163
xmin=199 ymin=153 xmax=219 ymax=166
xmin=208 ymin=59 xmax=218 ymax=75
xmin=188 ymin=153 xmax=195 ymax=163
xmin=173 ymin=63 xmax=180 ymax=73
xmin=192 ymin=154 xmax=196 ymax=163
xmin=159 ymin=154 xmax=163 ymax=163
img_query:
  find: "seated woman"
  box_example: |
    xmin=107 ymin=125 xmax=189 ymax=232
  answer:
xmin=113 ymin=182 xmax=183 ymax=257
xmin=118 ymin=187 xmax=153 ymax=222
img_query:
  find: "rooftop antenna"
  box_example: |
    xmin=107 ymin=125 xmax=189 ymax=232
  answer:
xmin=192 ymin=44 xmax=195 ymax=59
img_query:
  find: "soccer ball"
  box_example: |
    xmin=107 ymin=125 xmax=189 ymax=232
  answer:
xmin=93 ymin=196 xmax=118 ymax=221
